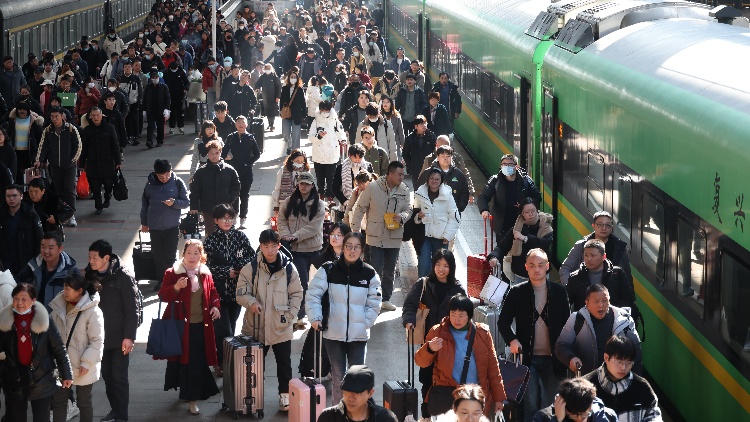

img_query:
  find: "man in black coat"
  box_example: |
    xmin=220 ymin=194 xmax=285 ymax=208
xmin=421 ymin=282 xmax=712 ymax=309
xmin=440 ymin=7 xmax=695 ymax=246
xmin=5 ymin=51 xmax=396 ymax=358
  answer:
xmin=79 ymin=108 xmax=121 ymax=215
xmin=163 ymin=61 xmax=189 ymax=135
xmin=142 ymin=70 xmax=171 ymax=148
xmin=222 ymin=116 xmax=261 ymax=227
xmin=402 ymin=115 xmax=436 ymax=188
xmin=431 ymin=72 xmax=462 ymax=132
xmin=498 ymin=249 xmax=570 ymax=422
xmin=101 ymin=92 xmax=128 ymax=154
xmin=190 ymin=140 xmax=241 ymax=236
xmin=226 ymin=70 xmax=258 ymax=119
xmin=0 ymin=184 xmax=43 ymax=275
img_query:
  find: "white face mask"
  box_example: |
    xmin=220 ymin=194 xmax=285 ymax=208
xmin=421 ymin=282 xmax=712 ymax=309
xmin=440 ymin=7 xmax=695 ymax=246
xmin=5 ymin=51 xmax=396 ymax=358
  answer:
xmin=151 ymin=78 xmax=160 ymax=84
xmin=289 ymin=78 xmax=297 ymax=84
xmin=335 ymin=71 xmax=341 ymax=75
xmin=321 ymin=111 xmax=330 ymax=118
xmin=88 ymin=83 xmax=95 ymax=88
xmin=292 ymin=162 xmax=304 ymax=169
xmin=13 ymin=307 xmax=33 ymax=315
xmin=353 ymin=52 xmax=360 ymax=57
xmin=368 ymin=117 xmax=378 ymax=122
xmin=264 ymin=69 xmax=272 ymax=74
xmin=108 ymin=86 xmax=116 ymax=92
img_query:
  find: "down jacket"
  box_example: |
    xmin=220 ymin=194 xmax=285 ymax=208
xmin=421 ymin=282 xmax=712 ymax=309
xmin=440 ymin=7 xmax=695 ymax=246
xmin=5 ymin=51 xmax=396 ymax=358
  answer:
xmin=402 ymin=276 xmax=466 ymax=343
xmin=305 ymin=258 xmax=382 ymax=342
xmin=18 ymin=251 xmax=80 ymax=310
xmin=309 ymin=110 xmax=347 ymax=165
xmin=350 ymin=178 xmax=412 ymax=249
xmin=354 ymin=116 xmax=398 ymax=163
xmin=412 ymin=183 xmax=461 ymax=241
xmin=189 ymin=159 xmax=241 ymax=214
xmin=0 ymin=270 xmax=16 ymax=309
xmin=278 ymin=194 xmax=326 ymax=253
xmin=49 ymin=291 xmax=104 ymax=386
xmin=236 ymin=251 xmax=303 ymax=345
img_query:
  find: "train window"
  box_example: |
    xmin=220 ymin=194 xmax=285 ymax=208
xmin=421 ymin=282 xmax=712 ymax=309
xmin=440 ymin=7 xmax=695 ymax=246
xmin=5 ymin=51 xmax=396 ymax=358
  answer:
xmin=41 ymin=25 xmax=48 ymax=54
xmin=587 ymin=152 xmax=604 ymax=216
xmin=612 ymin=170 xmax=632 ymax=244
xmin=474 ymin=66 xmax=483 ymax=109
xmin=481 ymin=73 xmax=492 ymax=117
xmin=719 ymin=252 xmax=750 ymax=365
xmin=492 ymin=79 xmax=503 ymax=130
xmin=677 ymin=219 xmax=705 ymax=317
xmin=641 ymin=192 xmax=665 ymax=281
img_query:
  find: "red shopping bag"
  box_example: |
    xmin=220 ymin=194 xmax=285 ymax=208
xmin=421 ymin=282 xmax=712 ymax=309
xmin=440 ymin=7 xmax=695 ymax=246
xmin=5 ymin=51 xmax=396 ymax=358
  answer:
xmin=76 ymin=170 xmax=91 ymax=199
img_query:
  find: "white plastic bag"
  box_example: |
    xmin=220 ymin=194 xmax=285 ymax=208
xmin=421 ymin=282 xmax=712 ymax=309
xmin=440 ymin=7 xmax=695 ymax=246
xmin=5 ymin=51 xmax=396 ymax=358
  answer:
xmin=480 ymin=267 xmax=510 ymax=307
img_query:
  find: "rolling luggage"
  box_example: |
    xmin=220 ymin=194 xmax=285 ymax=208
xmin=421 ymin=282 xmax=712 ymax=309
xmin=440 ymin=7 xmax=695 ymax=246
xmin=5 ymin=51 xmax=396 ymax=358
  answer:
xmin=289 ymin=329 xmax=327 ymax=422
xmin=474 ymin=305 xmax=507 ymax=358
xmin=222 ymin=334 xmax=265 ymax=418
xmin=383 ymin=329 xmax=419 ymax=422
xmin=298 ymin=328 xmax=331 ymax=378
xmin=251 ymin=117 xmax=265 ymax=152
xmin=467 ymin=216 xmax=493 ymax=298
xmin=132 ymin=231 xmax=159 ymax=281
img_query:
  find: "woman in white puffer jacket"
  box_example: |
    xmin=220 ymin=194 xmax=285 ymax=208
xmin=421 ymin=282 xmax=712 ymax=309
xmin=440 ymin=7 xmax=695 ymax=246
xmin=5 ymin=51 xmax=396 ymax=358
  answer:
xmin=309 ymin=100 xmax=347 ymax=197
xmin=306 ymin=76 xmax=324 ymax=127
xmin=49 ymin=273 xmax=104 ymax=422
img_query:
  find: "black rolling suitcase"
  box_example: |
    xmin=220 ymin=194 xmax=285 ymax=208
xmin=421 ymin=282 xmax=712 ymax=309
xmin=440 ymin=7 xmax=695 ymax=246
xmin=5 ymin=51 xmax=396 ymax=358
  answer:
xmin=132 ymin=230 xmax=159 ymax=281
xmin=383 ymin=329 xmax=419 ymax=422
xmin=298 ymin=328 xmax=331 ymax=378
xmin=251 ymin=117 xmax=264 ymax=152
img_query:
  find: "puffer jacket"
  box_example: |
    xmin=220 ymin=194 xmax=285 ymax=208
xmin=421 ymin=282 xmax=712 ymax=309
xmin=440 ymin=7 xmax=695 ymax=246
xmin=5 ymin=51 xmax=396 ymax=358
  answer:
xmin=49 ymin=291 xmax=104 ymax=386
xmin=413 ymin=183 xmax=461 ymax=242
xmin=0 ymin=201 xmax=43 ymax=276
xmin=354 ymin=116 xmax=398 ymax=163
xmin=204 ymin=227 xmax=255 ymax=302
xmin=85 ymin=255 xmax=139 ymax=350
xmin=278 ymin=194 xmax=326 ymax=253
xmin=79 ymin=119 xmax=121 ymax=179
xmin=236 ymin=251 xmax=303 ymax=345
xmin=309 ymin=110 xmax=347 ymax=165
xmin=0 ymin=270 xmax=17 ymax=309
xmin=555 ymin=306 xmax=642 ymax=375
xmin=189 ymin=159 xmax=241 ymax=214
xmin=361 ymin=143 xmax=389 ymax=177
xmin=415 ymin=319 xmax=507 ymax=416
xmin=36 ymin=122 xmax=83 ymax=170
xmin=477 ymin=168 xmax=542 ymax=241
xmin=402 ymin=277 xmax=466 ymax=343
xmin=305 ymin=258 xmax=382 ymax=342
xmin=0 ymin=301 xmax=73 ymax=400
xmin=306 ymin=85 xmax=323 ymax=117
xmin=533 ymin=397 xmax=617 ymax=422
xmin=351 ymin=178 xmax=412 ymax=249
xmin=17 ymin=251 xmax=80 ymax=310
xmin=140 ymin=172 xmax=190 ymax=230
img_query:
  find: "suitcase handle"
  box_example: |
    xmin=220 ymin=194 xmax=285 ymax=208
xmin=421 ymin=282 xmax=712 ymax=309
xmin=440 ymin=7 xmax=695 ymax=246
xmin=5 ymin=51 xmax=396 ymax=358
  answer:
xmin=313 ymin=328 xmax=323 ymax=383
xmin=483 ymin=215 xmax=494 ymax=255
xmin=407 ymin=328 xmax=415 ymax=387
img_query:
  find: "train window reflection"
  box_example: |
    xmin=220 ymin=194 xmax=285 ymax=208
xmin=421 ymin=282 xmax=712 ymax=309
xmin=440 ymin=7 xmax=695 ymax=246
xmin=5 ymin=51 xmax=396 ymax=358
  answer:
xmin=612 ymin=171 xmax=631 ymax=244
xmin=720 ymin=252 xmax=750 ymax=364
xmin=587 ymin=152 xmax=604 ymax=216
xmin=677 ymin=220 xmax=705 ymax=317
xmin=641 ymin=193 xmax=665 ymax=281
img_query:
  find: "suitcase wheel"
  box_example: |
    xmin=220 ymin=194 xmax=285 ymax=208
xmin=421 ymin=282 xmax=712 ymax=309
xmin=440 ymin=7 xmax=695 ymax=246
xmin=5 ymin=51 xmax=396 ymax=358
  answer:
xmin=257 ymin=410 xmax=264 ymax=418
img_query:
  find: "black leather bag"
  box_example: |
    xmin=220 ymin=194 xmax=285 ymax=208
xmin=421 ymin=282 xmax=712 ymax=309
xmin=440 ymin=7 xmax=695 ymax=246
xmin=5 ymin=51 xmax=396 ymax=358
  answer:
xmin=112 ymin=169 xmax=128 ymax=201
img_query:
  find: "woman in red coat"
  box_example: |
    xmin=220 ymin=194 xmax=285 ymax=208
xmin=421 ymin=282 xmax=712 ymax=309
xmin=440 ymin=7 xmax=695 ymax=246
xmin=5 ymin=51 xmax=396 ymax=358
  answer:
xmin=75 ymin=76 xmax=101 ymax=123
xmin=158 ymin=239 xmax=221 ymax=415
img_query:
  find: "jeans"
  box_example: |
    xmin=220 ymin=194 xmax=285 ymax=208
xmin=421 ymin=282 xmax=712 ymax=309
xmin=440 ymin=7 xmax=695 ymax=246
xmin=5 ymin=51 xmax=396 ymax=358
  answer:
xmin=325 ymin=339 xmax=367 ymax=404
xmin=292 ymin=251 xmax=319 ymax=319
xmin=418 ymin=236 xmax=447 ymax=277
xmin=150 ymin=226 xmax=179 ymax=283
xmin=263 ymin=340 xmax=293 ymax=394
xmin=88 ymin=176 xmax=114 ymax=210
xmin=214 ymin=300 xmax=242 ymax=364
xmin=53 ymin=383 xmax=93 ymax=422
xmin=50 ymin=166 xmax=77 ymax=215
xmin=4 ymin=391 xmax=53 ymax=422
xmin=315 ymin=163 xmax=337 ymax=197
xmin=368 ymin=246 xmax=398 ymax=301
xmin=282 ymin=118 xmax=301 ymax=150
xmin=523 ymin=355 xmax=560 ymax=422
xmin=102 ymin=347 xmax=130 ymax=421
xmin=146 ymin=114 xmax=165 ymax=144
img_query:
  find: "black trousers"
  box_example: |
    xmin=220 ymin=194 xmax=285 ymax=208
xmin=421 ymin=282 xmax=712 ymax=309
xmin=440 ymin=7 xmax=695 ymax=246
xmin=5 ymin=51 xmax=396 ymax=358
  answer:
xmin=52 ymin=383 xmax=93 ymax=422
xmin=88 ymin=175 xmax=114 ymax=210
xmin=15 ymin=149 xmax=32 ymax=182
xmin=4 ymin=390 xmax=53 ymax=422
xmin=125 ymin=103 xmax=140 ymax=138
xmin=146 ymin=115 xmax=165 ymax=144
xmin=419 ymin=363 xmax=435 ymax=418
xmin=150 ymin=226 xmax=179 ymax=283
xmin=213 ymin=300 xmax=243 ymax=365
xmin=315 ymin=163 xmax=337 ymax=197
xmin=50 ymin=166 xmax=77 ymax=214
xmin=238 ymin=173 xmax=253 ymax=219
xmin=168 ymin=101 xmax=185 ymax=129
xmin=263 ymin=340 xmax=293 ymax=394
xmin=102 ymin=348 xmax=130 ymax=421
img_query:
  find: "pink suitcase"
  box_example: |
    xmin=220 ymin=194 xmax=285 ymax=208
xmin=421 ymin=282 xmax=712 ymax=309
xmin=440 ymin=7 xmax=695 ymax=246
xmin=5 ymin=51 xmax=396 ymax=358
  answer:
xmin=289 ymin=330 xmax=326 ymax=422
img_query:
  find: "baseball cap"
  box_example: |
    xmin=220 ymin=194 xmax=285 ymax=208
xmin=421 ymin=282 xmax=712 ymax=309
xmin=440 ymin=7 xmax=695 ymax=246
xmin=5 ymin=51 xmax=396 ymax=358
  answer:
xmin=41 ymin=80 xmax=54 ymax=86
xmin=340 ymin=365 xmax=374 ymax=393
xmin=297 ymin=172 xmax=315 ymax=185
xmin=397 ymin=46 xmax=404 ymax=51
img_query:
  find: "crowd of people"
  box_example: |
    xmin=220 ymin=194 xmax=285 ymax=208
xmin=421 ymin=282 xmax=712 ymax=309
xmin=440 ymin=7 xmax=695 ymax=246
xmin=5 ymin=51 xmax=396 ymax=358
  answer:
xmin=0 ymin=0 xmax=664 ymax=421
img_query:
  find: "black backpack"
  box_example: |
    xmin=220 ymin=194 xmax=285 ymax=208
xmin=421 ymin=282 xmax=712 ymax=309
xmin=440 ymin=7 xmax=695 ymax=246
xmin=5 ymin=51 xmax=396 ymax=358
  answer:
xmin=179 ymin=213 xmax=203 ymax=239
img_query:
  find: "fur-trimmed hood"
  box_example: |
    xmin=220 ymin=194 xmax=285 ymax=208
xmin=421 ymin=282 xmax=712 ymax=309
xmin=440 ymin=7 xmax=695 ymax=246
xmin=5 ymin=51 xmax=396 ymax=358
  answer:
xmin=0 ymin=301 xmax=49 ymax=334
xmin=171 ymin=260 xmax=211 ymax=276
xmin=9 ymin=108 xmax=45 ymax=126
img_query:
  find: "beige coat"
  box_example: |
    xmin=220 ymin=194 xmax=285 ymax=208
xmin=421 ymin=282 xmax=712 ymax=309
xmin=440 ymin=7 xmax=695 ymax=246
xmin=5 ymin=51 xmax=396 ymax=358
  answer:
xmin=236 ymin=252 xmax=303 ymax=345
xmin=278 ymin=195 xmax=326 ymax=253
xmin=350 ymin=178 xmax=411 ymax=248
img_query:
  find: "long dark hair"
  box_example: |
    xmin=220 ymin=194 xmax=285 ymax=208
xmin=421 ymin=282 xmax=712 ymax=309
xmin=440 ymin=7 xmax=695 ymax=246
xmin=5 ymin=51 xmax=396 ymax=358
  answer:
xmin=284 ymin=149 xmax=309 ymax=172
xmin=429 ymin=249 xmax=458 ymax=284
xmin=319 ymin=223 xmax=351 ymax=257
xmin=284 ymin=184 xmax=321 ymax=220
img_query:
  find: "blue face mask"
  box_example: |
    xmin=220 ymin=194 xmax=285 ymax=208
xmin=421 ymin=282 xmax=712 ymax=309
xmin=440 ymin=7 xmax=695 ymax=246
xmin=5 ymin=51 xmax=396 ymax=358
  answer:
xmin=501 ymin=165 xmax=516 ymax=177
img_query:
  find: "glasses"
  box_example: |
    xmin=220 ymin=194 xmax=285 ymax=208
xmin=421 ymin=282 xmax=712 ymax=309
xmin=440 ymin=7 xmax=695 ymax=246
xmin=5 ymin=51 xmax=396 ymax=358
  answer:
xmin=344 ymin=244 xmax=361 ymax=251
xmin=609 ymin=358 xmax=634 ymax=369
xmin=218 ymin=218 xmax=234 ymax=223
xmin=501 ymin=162 xmax=516 ymax=167
xmin=594 ymin=223 xmax=613 ymax=229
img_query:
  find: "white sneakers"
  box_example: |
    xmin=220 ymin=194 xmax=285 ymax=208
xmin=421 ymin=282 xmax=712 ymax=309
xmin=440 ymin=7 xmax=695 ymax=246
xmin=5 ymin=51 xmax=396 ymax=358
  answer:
xmin=67 ymin=216 xmax=77 ymax=227
xmin=279 ymin=393 xmax=290 ymax=412
xmin=239 ymin=217 xmax=247 ymax=228
xmin=381 ymin=301 xmax=397 ymax=311
xmin=67 ymin=400 xmax=80 ymax=420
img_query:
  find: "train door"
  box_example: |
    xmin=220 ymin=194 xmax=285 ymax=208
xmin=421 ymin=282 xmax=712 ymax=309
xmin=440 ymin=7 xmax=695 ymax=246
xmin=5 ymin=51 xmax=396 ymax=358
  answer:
xmin=541 ymin=89 xmax=558 ymax=222
xmin=513 ymin=75 xmax=531 ymax=169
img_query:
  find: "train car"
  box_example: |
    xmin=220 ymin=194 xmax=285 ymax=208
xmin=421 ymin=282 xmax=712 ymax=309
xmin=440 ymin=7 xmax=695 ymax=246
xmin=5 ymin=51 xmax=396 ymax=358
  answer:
xmin=0 ymin=0 xmax=152 ymax=64
xmin=386 ymin=0 xmax=750 ymax=420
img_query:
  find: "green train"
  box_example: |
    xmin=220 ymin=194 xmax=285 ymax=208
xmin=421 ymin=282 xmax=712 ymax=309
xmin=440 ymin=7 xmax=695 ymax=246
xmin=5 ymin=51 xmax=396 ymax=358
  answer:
xmin=384 ymin=0 xmax=750 ymax=419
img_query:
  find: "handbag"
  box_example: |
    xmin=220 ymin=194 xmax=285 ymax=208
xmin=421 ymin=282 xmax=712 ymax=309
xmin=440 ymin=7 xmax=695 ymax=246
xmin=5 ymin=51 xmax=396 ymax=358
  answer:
xmin=480 ymin=268 xmax=510 ymax=307
xmin=428 ymin=323 xmax=476 ymax=416
xmin=146 ymin=300 xmax=185 ymax=358
xmin=112 ymin=169 xmax=128 ymax=201
xmin=410 ymin=278 xmax=430 ymax=345
xmin=498 ymin=353 xmax=530 ymax=403
xmin=280 ymin=86 xmax=298 ymax=119
xmin=76 ymin=170 xmax=91 ymax=199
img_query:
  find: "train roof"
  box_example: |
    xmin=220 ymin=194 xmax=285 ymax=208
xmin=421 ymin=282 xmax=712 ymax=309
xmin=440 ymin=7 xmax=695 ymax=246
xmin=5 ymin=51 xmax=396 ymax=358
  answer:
xmin=0 ymin=0 xmax=81 ymax=20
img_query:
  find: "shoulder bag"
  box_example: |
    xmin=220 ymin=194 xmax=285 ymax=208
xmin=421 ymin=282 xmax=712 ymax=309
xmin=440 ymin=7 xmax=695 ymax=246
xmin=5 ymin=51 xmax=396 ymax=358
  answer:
xmin=280 ymin=86 xmax=298 ymax=119
xmin=427 ymin=323 xmax=476 ymax=415
xmin=146 ymin=300 xmax=185 ymax=358
xmin=410 ymin=277 xmax=430 ymax=345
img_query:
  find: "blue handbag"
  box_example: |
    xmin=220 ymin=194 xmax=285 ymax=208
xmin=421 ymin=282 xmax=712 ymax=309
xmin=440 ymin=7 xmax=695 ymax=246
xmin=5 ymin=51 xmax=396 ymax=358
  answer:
xmin=146 ymin=300 xmax=185 ymax=358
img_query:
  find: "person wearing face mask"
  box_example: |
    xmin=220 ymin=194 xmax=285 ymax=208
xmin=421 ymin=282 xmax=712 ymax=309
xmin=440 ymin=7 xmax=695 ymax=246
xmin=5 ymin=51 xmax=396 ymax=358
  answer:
xmin=255 ymin=64 xmax=282 ymax=131
xmin=201 ymin=57 xmax=222 ymax=115
xmin=271 ymin=149 xmax=310 ymax=213
xmin=141 ymin=47 xmax=165 ymax=73
xmin=363 ymin=32 xmax=383 ymax=85
xmin=75 ymin=77 xmax=101 ymax=124
xmin=220 ymin=31 xmax=240 ymax=67
xmin=15 ymin=85 xmax=43 ymax=117
xmin=142 ymin=70 xmax=171 ymax=148
xmin=265 ymin=41 xmax=292 ymax=76
xmin=309 ymin=100 xmax=347 ymax=196
xmin=354 ymin=102 xmax=398 ymax=163
xmin=478 ymin=153 xmax=542 ymax=242
xmin=98 ymin=78 xmax=130 ymax=121
xmin=280 ymin=71 xmax=306 ymax=155
xmin=102 ymin=29 xmax=126 ymax=59
xmin=163 ymin=61 xmax=189 ymax=135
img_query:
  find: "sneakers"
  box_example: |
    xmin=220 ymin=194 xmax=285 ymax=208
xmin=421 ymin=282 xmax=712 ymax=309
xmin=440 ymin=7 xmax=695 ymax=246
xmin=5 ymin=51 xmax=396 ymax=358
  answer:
xmin=279 ymin=393 xmax=290 ymax=412
xmin=179 ymin=127 xmax=184 ymax=134
xmin=67 ymin=400 xmax=80 ymax=420
xmin=169 ymin=128 xmax=174 ymax=134
xmin=103 ymin=199 xmax=111 ymax=209
xmin=381 ymin=301 xmax=397 ymax=311
xmin=100 ymin=413 xmax=116 ymax=422
xmin=95 ymin=209 xmax=103 ymax=215
xmin=239 ymin=217 xmax=247 ymax=229
xmin=67 ymin=216 xmax=77 ymax=227
xmin=146 ymin=141 xmax=154 ymax=149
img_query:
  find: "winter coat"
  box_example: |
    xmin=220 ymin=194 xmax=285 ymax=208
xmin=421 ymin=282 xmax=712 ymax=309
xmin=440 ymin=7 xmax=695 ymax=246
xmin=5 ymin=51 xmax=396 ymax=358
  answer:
xmin=567 ymin=259 xmax=637 ymax=315
xmin=278 ymin=193 xmax=326 ymax=253
xmin=306 ymin=85 xmax=323 ymax=117
xmin=423 ymin=103 xmax=451 ymax=136
xmin=17 ymin=251 xmax=80 ymax=309
xmin=271 ymin=168 xmax=307 ymax=210
xmin=163 ymin=67 xmax=189 ymax=102
xmin=583 ymin=365 xmax=662 ymax=422
xmin=189 ymin=159 xmax=241 ymax=214
xmin=49 ymin=291 xmax=104 ymax=386
xmin=477 ymin=169 xmax=542 ymax=240
xmin=36 ymin=122 xmax=83 ymax=170
xmin=223 ymin=131 xmax=261 ymax=180
xmin=351 ymin=178 xmax=412 ymax=249
xmin=498 ymin=280 xmax=570 ymax=376
xmin=415 ymin=319 xmax=507 ymax=415
xmin=395 ymin=86 xmax=427 ymax=121
xmin=204 ymin=227 xmax=255 ymax=302
xmin=555 ymin=306 xmax=642 ymax=375
xmin=389 ymin=57 xmax=411 ymax=74
xmin=342 ymin=105 xmax=368 ymax=142
xmin=102 ymin=36 xmax=126 ymax=58
xmin=97 ymin=88 xmax=129 ymax=118
xmin=305 ymin=258 xmax=381 ymax=342
xmin=280 ymin=84 xmax=306 ymax=125
xmin=402 ymin=277 xmax=466 ymax=343
xmin=143 ymin=82 xmax=171 ymax=117
xmin=236 ymin=252 xmax=303 ymax=345
xmin=158 ymin=262 xmax=220 ymax=365
xmin=0 ymin=201 xmax=44 ymax=275
xmin=79 ymin=120 xmax=121 ymax=179
xmin=431 ymin=81 xmax=462 ymax=115
xmin=75 ymin=87 xmax=101 ymax=116
xmin=421 ymin=151 xmax=475 ymax=196
xmin=118 ymin=73 xmax=143 ymax=106
xmin=318 ymin=398 xmax=398 ymax=422
xmin=0 ymin=270 xmax=17 ymax=309
xmin=374 ymin=78 xmax=401 ymax=102
xmin=385 ymin=114 xmax=406 ymax=152
xmin=0 ymin=302 xmax=73 ymax=399
xmin=560 ymin=232 xmax=631 ymax=286
xmin=402 ymin=129 xmax=437 ymax=176
xmin=225 ymin=83 xmax=258 ymax=118
xmin=140 ymin=172 xmax=190 ymax=230
xmin=332 ymin=158 xmax=373 ymax=205
xmin=28 ymin=189 xmax=74 ymax=235
xmin=84 ymin=255 xmax=139 ymax=349
xmin=7 ymin=108 xmax=45 ymax=159
xmin=413 ymin=184 xmax=461 ymax=241
xmin=533 ymin=397 xmax=617 ymax=422
xmin=255 ymin=73 xmax=282 ymax=117
xmin=489 ymin=214 xmax=554 ymax=278
xmin=309 ymin=110 xmax=347 ymax=164
xmin=99 ymin=107 xmax=128 ymax=148
xmin=354 ymin=116 xmax=398 ymax=163
xmin=201 ymin=65 xmax=221 ymax=92
xmin=361 ymin=144 xmax=389 ymax=177
xmin=417 ymin=165 xmax=471 ymax=213
xmin=0 ymin=66 xmax=27 ymax=104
